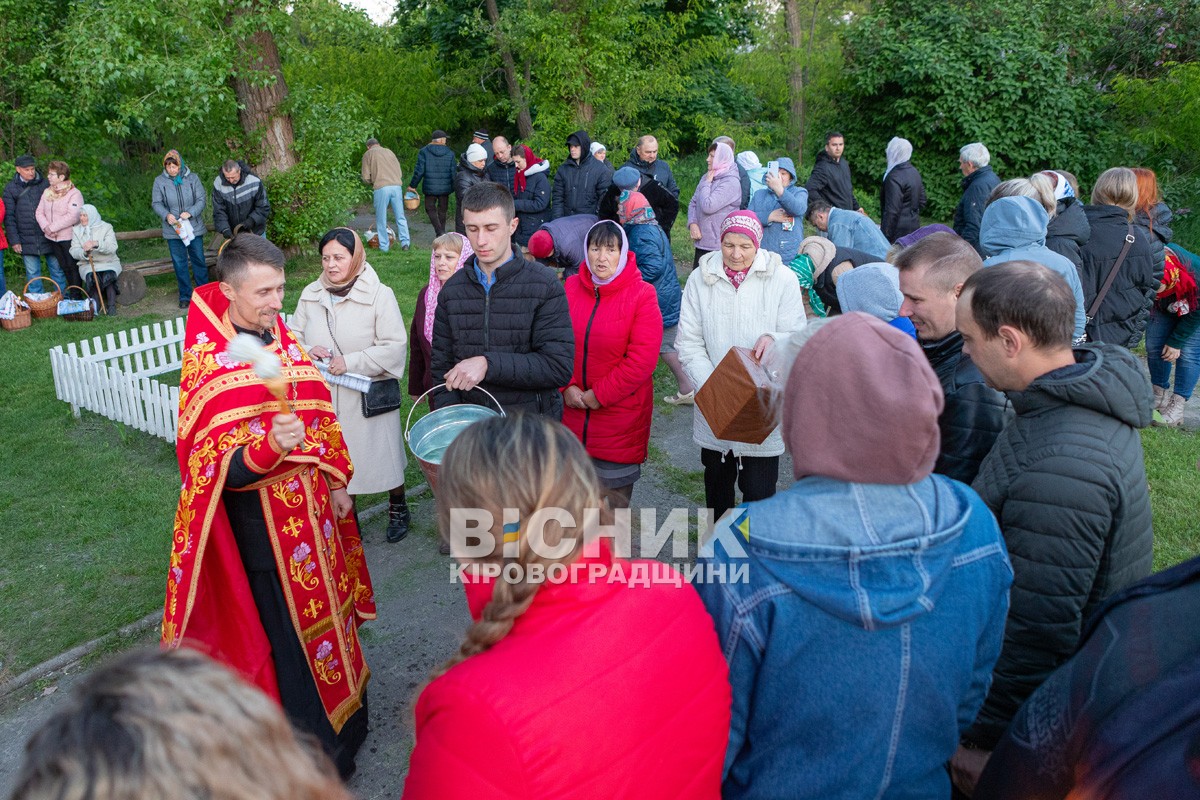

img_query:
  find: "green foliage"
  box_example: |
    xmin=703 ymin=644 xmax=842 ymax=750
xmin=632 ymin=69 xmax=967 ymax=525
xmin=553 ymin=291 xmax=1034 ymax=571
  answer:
xmin=842 ymin=0 xmax=1108 ymax=219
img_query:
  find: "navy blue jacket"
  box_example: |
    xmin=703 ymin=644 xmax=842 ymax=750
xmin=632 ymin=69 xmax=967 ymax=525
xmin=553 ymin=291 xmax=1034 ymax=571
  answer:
xmin=625 ymin=221 xmax=681 ymax=328
xmin=953 ymin=166 xmax=1000 ymax=255
xmin=409 ymin=143 xmax=456 ymax=196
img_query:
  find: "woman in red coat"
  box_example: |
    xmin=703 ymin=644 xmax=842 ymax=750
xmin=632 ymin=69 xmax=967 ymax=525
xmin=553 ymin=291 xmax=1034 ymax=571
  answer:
xmin=561 ymin=220 xmax=663 ymax=511
xmin=402 ymin=414 xmax=731 ymax=800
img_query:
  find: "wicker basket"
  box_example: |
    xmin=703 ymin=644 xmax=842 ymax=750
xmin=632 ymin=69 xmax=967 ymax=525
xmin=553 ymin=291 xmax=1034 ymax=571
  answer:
xmin=23 ymin=277 xmax=63 ymax=319
xmin=404 ymin=189 xmax=421 ymax=211
xmin=61 ymin=285 xmax=96 ymax=322
xmin=1 ymin=306 xmax=32 ymax=331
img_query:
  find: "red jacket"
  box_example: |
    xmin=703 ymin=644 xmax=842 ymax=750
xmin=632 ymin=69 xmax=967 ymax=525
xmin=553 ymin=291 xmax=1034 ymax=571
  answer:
xmin=402 ymin=544 xmax=731 ymax=799
xmin=561 ymin=253 xmax=663 ymax=464
xmin=0 ymin=199 xmax=8 ymax=250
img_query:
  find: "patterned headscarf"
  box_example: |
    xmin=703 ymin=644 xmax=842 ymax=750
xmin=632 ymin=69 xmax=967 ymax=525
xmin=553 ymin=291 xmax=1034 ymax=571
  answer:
xmin=720 ymin=210 xmax=763 ymax=250
xmin=424 ymin=233 xmax=474 ymax=344
xmin=619 ymin=192 xmax=656 ymax=226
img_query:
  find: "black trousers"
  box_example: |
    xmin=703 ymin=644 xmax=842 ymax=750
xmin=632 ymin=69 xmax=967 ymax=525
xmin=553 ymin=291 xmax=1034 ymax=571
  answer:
xmin=48 ymin=239 xmax=81 ymax=290
xmin=693 ymin=247 xmax=713 ymax=271
xmin=701 ymin=448 xmax=779 ymax=522
xmin=425 ymin=194 xmax=449 ymax=237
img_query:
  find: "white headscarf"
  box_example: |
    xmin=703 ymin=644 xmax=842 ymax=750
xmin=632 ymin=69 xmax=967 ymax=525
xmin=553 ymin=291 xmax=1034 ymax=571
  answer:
xmin=883 ymin=137 xmax=913 ymax=180
xmin=736 ymin=151 xmax=762 ymax=170
xmin=1044 ymin=171 xmax=1075 ymax=200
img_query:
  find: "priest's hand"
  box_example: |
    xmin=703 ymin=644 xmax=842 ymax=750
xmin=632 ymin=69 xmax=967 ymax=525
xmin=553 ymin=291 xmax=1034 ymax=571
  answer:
xmin=445 ymin=356 xmax=488 ymax=391
xmin=270 ymin=413 xmax=305 ymax=452
xmin=331 ymin=488 xmax=354 ymax=520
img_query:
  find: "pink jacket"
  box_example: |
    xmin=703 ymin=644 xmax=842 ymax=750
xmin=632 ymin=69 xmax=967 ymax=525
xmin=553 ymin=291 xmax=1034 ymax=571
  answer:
xmin=402 ymin=544 xmax=731 ymax=799
xmin=35 ymin=185 xmax=84 ymax=242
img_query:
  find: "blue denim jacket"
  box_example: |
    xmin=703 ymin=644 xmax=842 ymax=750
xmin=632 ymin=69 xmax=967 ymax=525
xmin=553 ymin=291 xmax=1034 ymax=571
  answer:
xmin=696 ymin=475 xmax=1012 ymax=800
xmin=827 ymin=207 xmax=891 ymax=260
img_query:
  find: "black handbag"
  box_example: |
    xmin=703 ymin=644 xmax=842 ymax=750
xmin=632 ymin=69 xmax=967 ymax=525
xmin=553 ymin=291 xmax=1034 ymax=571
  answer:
xmin=324 ymin=308 xmax=402 ymax=417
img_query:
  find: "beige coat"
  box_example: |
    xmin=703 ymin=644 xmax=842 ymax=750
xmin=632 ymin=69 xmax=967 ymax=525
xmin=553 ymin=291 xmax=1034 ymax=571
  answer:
xmin=291 ymin=263 xmax=408 ymax=495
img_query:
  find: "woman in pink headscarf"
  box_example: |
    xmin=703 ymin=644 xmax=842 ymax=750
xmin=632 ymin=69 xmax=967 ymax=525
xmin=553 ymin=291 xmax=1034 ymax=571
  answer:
xmin=686 ymin=141 xmax=740 ymax=271
xmin=409 ymin=232 xmax=474 ymax=397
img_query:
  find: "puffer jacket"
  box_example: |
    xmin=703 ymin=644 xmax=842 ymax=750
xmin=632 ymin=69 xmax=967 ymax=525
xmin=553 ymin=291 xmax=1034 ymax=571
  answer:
xmin=1080 ymin=204 xmax=1156 ymax=348
xmin=401 ymin=542 xmax=730 ymax=799
xmin=953 ymin=166 xmax=1000 ymax=255
xmin=485 ymin=156 xmax=517 ymax=188
xmin=880 ymin=161 xmax=927 ymax=242
xmin=1045 ymin=197 xmax=1089 ymax=271
xmin=599 ymin=179 xmax=680 ymax=235
xmin=622 ymin=147 xmax=680 ymax=198
xmin=151 ymin=167 xmax=207 ymax=240
xmin=980 ymin=196 xmax=1087 ymax=341
xmin=453 ymin=154 xmax=487 ymax=234
xmin=625 ymin=220 xmax=681 ymax=328
xmin=1133 ymin=201 xmax=1173 ymax=279
xmin=409 ymin=142 xmax=456 ymax=196
xmin=512 ymin=160 xmax=551 ymax=246
xmin=211 ymin=162 xmax=270 ymax=237
xmin=2 ymin=170 xmax=51 ymax=255
xmin=966 ymin=344 xmax=1154 ymax=749
xmin=551 ymin=130 xmax=612 ymax=218
xmin=677 ymin=248 xmax=807 ymax=457
xmin=430 ymin=251 xmax=574 ymax=418
xmin=0 ymin=198 xmax=7 ymax=250
xmin=922 ymin=332 xmax=1010 ymax=485
xmin=562 ymin=251 xmax=662 ymax=464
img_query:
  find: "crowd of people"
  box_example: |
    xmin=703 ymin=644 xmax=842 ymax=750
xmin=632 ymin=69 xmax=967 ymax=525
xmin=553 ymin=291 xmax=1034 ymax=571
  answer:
xmin=5 ymin=123 xmax=1199 ymax=800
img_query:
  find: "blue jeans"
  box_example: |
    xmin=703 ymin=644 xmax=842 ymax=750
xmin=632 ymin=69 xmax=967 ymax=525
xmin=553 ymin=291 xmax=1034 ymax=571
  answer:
xmin=167 ymin=237 xmax=209 ymax=304
xmin=22 ymin=252 xmax=65 ymax=294
xmin=373 ymin=185 xmax=410 ymax=251
xmin=1146 ymin=306 xmax=1200 ymax=400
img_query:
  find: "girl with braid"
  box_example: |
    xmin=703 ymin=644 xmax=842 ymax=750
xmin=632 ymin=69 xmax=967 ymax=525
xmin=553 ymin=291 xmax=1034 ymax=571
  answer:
xmin=401 ymin=415 xmax=730 ymax=799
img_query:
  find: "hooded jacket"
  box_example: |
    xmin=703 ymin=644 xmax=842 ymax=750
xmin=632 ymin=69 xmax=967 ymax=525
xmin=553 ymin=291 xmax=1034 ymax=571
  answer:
xmin=697 ymin=314 xmax=1012 ymax=800
xmin=402 ymin=542 xmax=731 ymax=799
xmin=1079 ymin=205 xmax=1156 ymax=348
xmin=824 ymin=206 xmax=890 ymax=260
xmin=1133 ymin=201 xmax=1173 ymax=278
xmin=676 ymin=247 xmax=807 ymax=457
xmin=747 ymin=157 xmax=809 ymax=262
xmin=625 ymin=217 xmax=681 ymax=328
xmin=804 ymin=150 xmax=860 ymax=211
xmin=3 ymin=169 xmax=52 ymax=255
xmin=980 ymin=196 xmax=1087 ymax=341
xmin=151 ymin=163 xmax=207 ymax=240
xmin=880 ymin=160 xmax=927 ymax=241
xmin=409 ymin=142 xmax=456 ymax=196
xmin=562 ymin=227 xmax=663 ymax=464
xmin=70 ymin=204 xmax=121 ymax=279
xmin=453 ymin=154 xmax=488 ymax=234
xmin=211 ymin=162 xmax=270 ymax=238
xmin=622 ymin=147 xmax=681 ymax=198
xmin=551 ymin=131 xmax=612 ymax=218
xmin=953 ymin=165 xmax=1000 ymax=255
xmin=512 ymin=159 xmax=551 ymax=246
xmin=430 ymin=250 xmax=574 ymax=418
xmin=1045 ymin=197 xmax=1090 ymax=271
xmin=967 ymin=343 xmax=1154 ymax=749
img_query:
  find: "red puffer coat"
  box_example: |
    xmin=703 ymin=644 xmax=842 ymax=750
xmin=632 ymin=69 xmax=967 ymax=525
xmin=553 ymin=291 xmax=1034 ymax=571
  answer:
xmin=402 ymin=542 xmax=731 ymax=799
xmin=561 ymin=253 xmax=663 ymax=463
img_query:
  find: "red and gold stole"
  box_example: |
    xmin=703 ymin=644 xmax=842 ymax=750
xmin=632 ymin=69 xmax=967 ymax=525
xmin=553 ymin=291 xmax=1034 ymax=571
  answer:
xmin=162 ymin=282 xmax=375 ymax=733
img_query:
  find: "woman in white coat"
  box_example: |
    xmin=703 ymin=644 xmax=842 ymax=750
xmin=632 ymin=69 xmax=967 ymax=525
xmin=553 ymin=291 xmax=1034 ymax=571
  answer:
xmin=676 ymin=210 xmax=807 ymax=522
xmin=291 ymin=227 xmax=411 ymax=542
xmin=70 ymin=204 xmax=121 ymax=314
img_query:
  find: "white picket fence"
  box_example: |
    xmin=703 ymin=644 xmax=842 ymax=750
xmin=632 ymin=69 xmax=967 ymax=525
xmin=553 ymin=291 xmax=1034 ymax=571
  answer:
xmin=50 ymin=319 xmax=186 ymax=443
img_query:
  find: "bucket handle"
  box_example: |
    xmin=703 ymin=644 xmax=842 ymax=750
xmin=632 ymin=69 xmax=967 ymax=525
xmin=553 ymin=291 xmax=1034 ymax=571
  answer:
xmin=405 ymin=382 xmax=506 ymax=443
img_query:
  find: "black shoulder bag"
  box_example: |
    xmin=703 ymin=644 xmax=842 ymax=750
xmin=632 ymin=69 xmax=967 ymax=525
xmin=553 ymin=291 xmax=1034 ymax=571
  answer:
xmin=1085 ymin=221 xmax=1136 ymax=343
xmin=324 ymin=307 xmax=402 ymax=418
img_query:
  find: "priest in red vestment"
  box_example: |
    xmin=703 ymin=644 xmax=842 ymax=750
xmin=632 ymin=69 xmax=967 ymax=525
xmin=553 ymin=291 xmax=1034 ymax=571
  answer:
xmin=161 ymin=233 xmax=375 ymax=778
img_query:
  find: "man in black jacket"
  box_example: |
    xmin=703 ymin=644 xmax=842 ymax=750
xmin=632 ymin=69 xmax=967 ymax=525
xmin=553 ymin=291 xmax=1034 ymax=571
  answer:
xmin=551 ymin=130 xmax=612 ymax=218
xmin=622 ymin=135 xmax=680 ymax=199
xmin=432 ymin=182 xmax=574 ymax=419
xmin=485 ymin=136 xmax=517 ymax=188
xmin=409 ymin=130 xmax=457 ymax=236
xmin=804 ymin=131 xmax=864 ymax=214
xmin=896 ymin=232 xmax=1009 ymax=484
xmin=953 ymin=142 xmax=1001 ymax=255
xmin=598 ymin=166 xmax=678 ymax=235
xmin=212 ymin=160 xmax=271 ymax=239
xmin=949 ymin=261 xmax=1154 ymax=795
xmin=3 ymin=155 xmax=63 ymax=292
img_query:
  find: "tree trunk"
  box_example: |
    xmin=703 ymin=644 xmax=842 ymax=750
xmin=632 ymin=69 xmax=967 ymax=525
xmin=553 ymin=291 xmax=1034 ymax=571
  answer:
xmin=231 ymin=21 xmax=297 ymax=176
xmin=802 ymin=0 xmax=821 ymax=159
xmin=784 ymin=0 xmax=805 ymax=155
xmin=483 ymin=0 xmax=534 ymax=139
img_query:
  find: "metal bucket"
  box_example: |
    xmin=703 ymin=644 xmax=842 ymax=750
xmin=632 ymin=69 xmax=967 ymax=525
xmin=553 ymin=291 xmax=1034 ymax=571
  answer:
xmin=405 ymin=384 xmax=504 ymax=495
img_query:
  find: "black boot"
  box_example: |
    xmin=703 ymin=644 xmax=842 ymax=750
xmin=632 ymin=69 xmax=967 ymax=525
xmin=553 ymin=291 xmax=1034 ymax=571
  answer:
xmin=386 ymin=498 xmax=410 ymax=543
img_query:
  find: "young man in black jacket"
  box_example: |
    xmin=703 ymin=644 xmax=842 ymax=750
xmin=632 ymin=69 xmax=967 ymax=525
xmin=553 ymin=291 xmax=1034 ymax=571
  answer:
xmin=431 ymin=182 xmax=574 ymax=419
xmin=804 ymin=131 xmax=864 ymax=214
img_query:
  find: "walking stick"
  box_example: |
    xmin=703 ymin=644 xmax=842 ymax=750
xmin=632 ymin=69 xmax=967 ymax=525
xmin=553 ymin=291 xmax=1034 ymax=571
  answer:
xmin=88 ymin=252 xmax=107 ymax=316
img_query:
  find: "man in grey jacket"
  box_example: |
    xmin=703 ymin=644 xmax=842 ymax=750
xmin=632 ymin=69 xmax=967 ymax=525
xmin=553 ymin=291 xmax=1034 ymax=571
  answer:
xmin=949 ymin=260 xmax=1154 ymax=796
